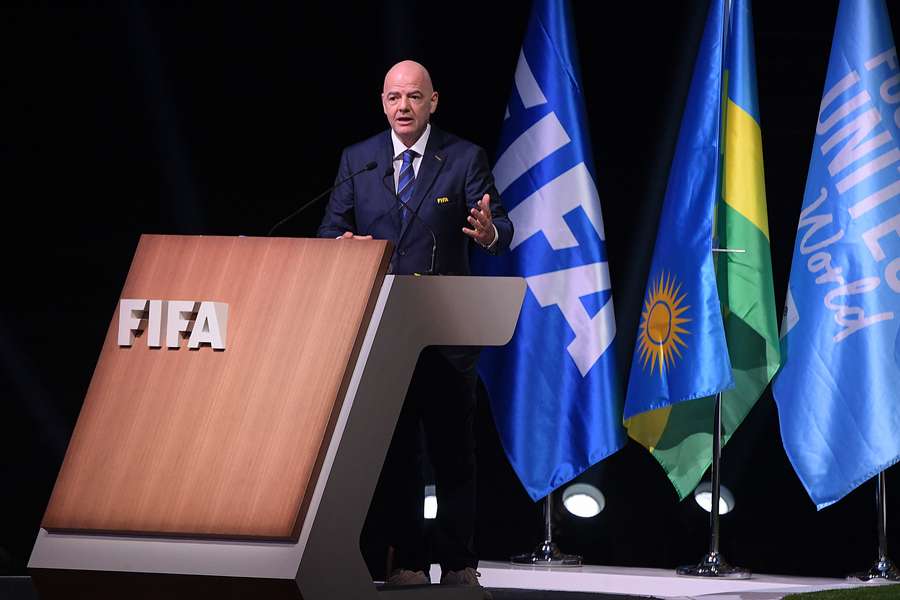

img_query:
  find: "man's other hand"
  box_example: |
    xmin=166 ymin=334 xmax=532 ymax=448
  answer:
xmin=462 ymin=194 xmax=497 ymax=247
xmin=338 ymin=231 xmax=373 ymax=240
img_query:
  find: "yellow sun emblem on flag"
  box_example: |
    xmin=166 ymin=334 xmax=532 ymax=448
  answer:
xmin=639 ymin=272 xmax=691 ymax=375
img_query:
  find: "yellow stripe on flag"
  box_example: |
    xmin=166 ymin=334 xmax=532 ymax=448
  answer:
xmin=625 ymin=405 xmax=672 ymax=452
xmin=724 ymin=99 xmax=770 ymax=239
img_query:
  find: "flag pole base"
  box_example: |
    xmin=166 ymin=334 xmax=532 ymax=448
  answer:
xmin=849 ymin=558 xmax=900 ymax=582
xmin=676 ymin=552 xmax=751 ymax=579
xmin=511 ymin=540 xmax=582 ymax=567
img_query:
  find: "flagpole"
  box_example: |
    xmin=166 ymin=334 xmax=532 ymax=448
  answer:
xmin=710 ymin=392 xmax=722 ymax=556
xmin=510 ymin=492 xmax=582 ymax=567
xmin=850 ymin=471 xmax=900 ymax=581
xmin=676 ymin=391 xmax=749 ymax=578
xmin=675 ymin=232 xmax=748 ymax=578
xmin=674 ymin=0 xmax=751 ymax=579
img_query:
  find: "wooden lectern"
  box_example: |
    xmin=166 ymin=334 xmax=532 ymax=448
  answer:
xmin=29 ymin=235 xmax=526 ymax=600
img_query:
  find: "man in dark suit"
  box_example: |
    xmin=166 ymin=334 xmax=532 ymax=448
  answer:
xmin=318 ymin=60 xmax=512 ymax=594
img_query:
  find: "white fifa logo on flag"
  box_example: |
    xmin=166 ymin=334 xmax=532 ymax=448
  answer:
xmin=494 ymin=50 xmax=615 ymax=376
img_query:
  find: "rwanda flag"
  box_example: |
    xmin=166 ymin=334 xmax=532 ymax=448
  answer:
xmin=472 ymin=0 xmax=625 ymax=501
xmin=625 ymin=0 xmax=780 ymax=499
xmin=625 ymin=0 xmax=782 ymax=499
xmin=773 ymin=0 xmax=900 ymax=509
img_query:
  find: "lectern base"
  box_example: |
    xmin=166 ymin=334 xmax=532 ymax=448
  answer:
xmin=32 ymin=569 xmax=484 ymax=600
xmin=31 ymin=569 xmax=302 ymax=600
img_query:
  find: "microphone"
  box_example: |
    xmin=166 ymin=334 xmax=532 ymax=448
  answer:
xmin=267 ymin=161 xmax=378 ymax=236
xmin=384 ymin=166 xmax=438 ymax=275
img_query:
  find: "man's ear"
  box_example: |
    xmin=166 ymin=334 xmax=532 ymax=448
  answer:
xmin=430 ymin=91 xmax=439 ymax=115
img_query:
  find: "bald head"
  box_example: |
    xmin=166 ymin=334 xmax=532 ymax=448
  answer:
xmin=383 ymin=60 xmax=434 ymax=94
xmin=381 ymin=60 xmax=439 ymax=147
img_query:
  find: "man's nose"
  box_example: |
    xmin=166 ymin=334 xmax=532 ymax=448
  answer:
xmin=398 ymin=96 xmax=411 ymax=111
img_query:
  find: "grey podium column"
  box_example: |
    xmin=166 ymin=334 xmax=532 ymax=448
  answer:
xmin=297 ymin=275 xmax=526 ymax=600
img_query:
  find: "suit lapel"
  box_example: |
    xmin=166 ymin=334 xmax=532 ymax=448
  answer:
xmin=400 ymin=127 xmax=446 ymax=239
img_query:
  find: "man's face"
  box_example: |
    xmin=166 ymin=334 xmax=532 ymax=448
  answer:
xmin=381 ymin=62 xmax=438 ymax=146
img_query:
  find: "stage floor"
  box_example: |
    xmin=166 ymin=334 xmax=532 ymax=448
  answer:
xmin=431 ymin=561 xmax=898 ymax=599
xmin=3 ymin=565 xmax=897 ymax=600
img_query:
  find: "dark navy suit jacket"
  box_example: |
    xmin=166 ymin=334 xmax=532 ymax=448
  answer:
xmin=317 ymin=126 xmax=513 ymax=275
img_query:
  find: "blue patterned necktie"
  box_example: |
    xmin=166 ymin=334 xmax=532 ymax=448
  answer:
xmin=397 ymin=149 xmax=416 ymax=225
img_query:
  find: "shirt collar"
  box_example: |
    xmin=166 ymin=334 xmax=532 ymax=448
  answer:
xmin=390 ymin=123 xmax=431 ymax=160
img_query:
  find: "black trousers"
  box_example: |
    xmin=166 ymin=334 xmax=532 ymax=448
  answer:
xmin=365 ymin=346 xmax=479 ymax=575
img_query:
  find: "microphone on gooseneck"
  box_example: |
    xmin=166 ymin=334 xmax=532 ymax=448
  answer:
xmin=267 ymin=161 xmax=378 ymax=236
xmin=384 ymin=166 xmax=438 ymax=275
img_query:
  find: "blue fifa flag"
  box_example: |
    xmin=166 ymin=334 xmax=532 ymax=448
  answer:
xmin=623 ymin=0 xmax=734 ymax=421
xmin=773 ymin=0 xmax=900 ymax=510
xmin=472 ymin=0 xmax=625 ymax=501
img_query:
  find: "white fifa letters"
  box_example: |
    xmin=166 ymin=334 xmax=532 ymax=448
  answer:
xmin=118 ymin=299 xmax=228 ymax=350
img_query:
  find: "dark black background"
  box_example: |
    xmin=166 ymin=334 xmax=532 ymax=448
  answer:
xmin=4 ymin=0 xmax=900 ymax=580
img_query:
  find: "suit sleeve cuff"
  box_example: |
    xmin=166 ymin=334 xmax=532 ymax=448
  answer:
xmin=482 ymin=224 xmax=499 ymax=252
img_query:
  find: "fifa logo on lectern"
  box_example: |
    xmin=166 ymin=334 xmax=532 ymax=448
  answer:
xmin=117 ymin=299 xmax=228 ymax=350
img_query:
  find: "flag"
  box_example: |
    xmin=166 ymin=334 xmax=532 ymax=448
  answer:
xmin=624 ymin=0 xmax=763 ymax=500
xmin=773 ymin=0 xmax=900 ymax=510
xmin=472 ymin=0 xmax=625 ymax=501
xmin=713 ymin=0 xmax=782 ymax=495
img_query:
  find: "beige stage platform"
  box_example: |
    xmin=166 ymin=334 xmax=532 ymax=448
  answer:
xmin=428 ymin=561 xmax=899 ymax=599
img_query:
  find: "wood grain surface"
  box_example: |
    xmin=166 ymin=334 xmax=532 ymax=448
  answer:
xmin=42 ymin=235 xmax=391 ymax=540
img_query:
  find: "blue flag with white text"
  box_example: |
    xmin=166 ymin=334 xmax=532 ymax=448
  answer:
xmin=472 ymin=0 xmax=625 ymax=501
xmin=773 ymin=0 xmax=900 ymax=510
xmin=623 ymin=0 xmax=734 ymax=422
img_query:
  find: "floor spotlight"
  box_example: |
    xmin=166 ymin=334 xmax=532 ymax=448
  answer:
xmin=562 ymin=483 xmax=605 ymax=518
xmin=693 ymin=481 xmax=735 ymax=514
xmin=424 ymin=484 xmax=437 ymax=520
